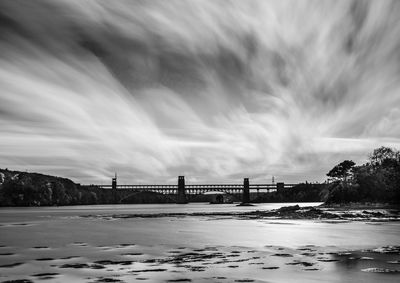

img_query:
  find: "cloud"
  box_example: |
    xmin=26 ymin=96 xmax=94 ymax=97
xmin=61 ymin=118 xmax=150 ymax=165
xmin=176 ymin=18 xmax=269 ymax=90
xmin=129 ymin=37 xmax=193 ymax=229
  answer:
xmin=0 ymin=0 xmax=400 ymax=184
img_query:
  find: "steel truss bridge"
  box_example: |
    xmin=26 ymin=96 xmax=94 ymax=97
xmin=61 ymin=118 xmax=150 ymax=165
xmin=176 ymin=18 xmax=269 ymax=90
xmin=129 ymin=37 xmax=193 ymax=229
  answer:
xmin=82 ymin=176 xmax=298 ymax=204
xmin=95 ymin=183 xmax=296 ymax=194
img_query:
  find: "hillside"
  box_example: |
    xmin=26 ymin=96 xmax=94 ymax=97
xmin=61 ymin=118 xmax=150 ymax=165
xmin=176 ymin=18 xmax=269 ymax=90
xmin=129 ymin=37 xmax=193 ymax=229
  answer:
xmin=0 ymin=169 xmax=103 ymax=206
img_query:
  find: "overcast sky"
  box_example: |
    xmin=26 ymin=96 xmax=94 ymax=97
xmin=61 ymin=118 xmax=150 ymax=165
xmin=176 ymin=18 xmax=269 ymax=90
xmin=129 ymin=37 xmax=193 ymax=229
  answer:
xmin=1 ymin=0 xmax=400 ymax=184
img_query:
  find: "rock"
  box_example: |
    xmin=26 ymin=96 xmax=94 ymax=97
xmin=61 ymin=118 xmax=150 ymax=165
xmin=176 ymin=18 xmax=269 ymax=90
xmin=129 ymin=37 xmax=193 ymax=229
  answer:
xmin=277 ymin=205 xmax=300 ymax=212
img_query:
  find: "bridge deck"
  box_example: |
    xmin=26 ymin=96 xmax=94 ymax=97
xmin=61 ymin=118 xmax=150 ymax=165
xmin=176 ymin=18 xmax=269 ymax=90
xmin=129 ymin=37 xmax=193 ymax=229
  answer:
xmin=92 ymin=184 xmax=296 ymax=190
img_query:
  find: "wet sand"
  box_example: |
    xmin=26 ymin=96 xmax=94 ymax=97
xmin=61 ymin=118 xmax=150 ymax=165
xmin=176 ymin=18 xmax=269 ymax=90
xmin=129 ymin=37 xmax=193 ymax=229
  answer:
xmin=0 ymin=240 xmax=399 ymax=282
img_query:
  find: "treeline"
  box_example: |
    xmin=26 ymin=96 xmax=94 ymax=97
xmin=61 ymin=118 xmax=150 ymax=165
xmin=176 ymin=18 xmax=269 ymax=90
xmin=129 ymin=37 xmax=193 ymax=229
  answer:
xmin=0 ymin=169 xmax=181 ymax=206
xmin=254 ymin=183 xmax=328 ymax=203
xmin=0 ymin=169 xmax=110 ymax=206
xmin=325 ymin=146 xmax=400 ymax=204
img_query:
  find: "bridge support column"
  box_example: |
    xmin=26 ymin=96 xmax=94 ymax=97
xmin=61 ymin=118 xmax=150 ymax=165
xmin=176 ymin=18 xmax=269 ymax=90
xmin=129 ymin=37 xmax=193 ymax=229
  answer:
xmin=112 ymin=174 xmax=117 ymax=204
xmin=241 ymin=178 xmax=250 ymax=204
xmin=276 ymin=182 xmax=284 ymax=192
xmin=177 ymin=176 xmax=187 ymax=204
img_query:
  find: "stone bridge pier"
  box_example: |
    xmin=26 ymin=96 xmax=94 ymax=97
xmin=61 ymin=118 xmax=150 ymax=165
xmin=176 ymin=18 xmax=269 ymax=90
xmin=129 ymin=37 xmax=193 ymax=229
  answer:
xmin=242 ymin=177 xmax=250 ymax=204
xmin=112 ymin=174 xmax=117 ymax=203
xmin=177 ymin=176 xmax=187 ymax=204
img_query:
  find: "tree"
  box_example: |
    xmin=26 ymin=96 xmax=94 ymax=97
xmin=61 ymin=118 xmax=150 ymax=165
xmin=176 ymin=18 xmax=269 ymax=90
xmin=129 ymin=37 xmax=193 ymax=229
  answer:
xmin=367 ymin=146 xmax=400 ymax=196
xmin=325 ymin=147 xmax=400 ymax=204
xmin=327 ymin=160 xmax=356 ymax=182
xmin=369 ymin=146 xmax=399 ymax=167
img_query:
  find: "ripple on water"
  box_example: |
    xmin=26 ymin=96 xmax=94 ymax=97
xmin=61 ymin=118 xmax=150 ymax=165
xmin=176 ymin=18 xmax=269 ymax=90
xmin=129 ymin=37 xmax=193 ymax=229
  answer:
xmin=0 ymin=223 xmax=35 ymax=228
xmin=94 ymin=260 xmax=134 ymax=266
xmin=70 ymin=242 xmax=89 ymax=247
xmin=271 ymin=253 xmax=293 ymax=257
xmin=60 ymin=256 xmax=81 ymax=260
xmin=0 ymin=280 xmax=34 ymax=283
xmin=317 ymin=258 xmax=339 ymax=262
xmin=94 ymin=277 xmax=124 ymax=283
xmin=285 ymin=261 xmax=315 ymax=267
xmin=372 ymin=246 xmax=400 ymax=254
xmin=388 ymin=260 xmax=400 ymax=264
xmin=129 ymin=268 xmax=167 ymax=272
xmin=361 ymin=267 xmax=400 ymax=273
xmin=0 ymin=262 xmax=25 ymax=268
xmin=34 ymin=258 xmax=54 ymax=261
xmin=31 ymin=272 xmax=59 ymax=280
xmin=59 ymin=263 xmax=105 ymax=269
xmin=31 ymin=246 xmax=50 ymax=250
xmin=121 ymin=252 xmax=143 ymax=256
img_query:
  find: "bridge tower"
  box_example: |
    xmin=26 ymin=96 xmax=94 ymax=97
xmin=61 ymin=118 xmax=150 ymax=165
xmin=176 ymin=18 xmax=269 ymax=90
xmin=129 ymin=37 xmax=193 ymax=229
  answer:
xmin=112 ymin=173 xmax=117 ymax=203
xmin=242 ymin=178 xmax=250 ymax=204
xmin=276 ymin=182 xmax=284 ymax=192
xmin=177 ymin=176 xmax=187 ymax=204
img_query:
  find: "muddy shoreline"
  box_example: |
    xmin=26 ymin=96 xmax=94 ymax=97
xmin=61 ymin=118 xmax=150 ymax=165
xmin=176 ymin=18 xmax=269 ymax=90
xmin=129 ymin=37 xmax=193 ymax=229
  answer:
xmin=81 ymin=205 xmax=400 ymax=221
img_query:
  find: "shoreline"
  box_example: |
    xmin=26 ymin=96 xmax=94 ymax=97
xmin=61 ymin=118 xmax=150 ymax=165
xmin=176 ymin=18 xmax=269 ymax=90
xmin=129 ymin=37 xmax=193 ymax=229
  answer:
xmin=80 ymin=204 xmax=400 ymax=221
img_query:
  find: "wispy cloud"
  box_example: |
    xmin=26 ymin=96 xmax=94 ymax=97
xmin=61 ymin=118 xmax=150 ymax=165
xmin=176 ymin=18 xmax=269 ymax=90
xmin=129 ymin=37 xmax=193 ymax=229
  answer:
xmin=0 ymin=0 xmax=399 ymax=184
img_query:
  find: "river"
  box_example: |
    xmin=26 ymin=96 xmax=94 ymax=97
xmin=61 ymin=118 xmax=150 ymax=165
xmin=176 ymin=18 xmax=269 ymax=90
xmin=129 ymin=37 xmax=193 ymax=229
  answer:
xmin=0 ymin=202 xmax=399 ymax=282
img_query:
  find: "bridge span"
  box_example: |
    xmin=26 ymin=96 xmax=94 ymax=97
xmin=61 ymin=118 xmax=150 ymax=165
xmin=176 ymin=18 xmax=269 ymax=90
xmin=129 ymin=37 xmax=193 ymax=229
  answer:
xmin=84 ymin=176 xmax=297 ymax=204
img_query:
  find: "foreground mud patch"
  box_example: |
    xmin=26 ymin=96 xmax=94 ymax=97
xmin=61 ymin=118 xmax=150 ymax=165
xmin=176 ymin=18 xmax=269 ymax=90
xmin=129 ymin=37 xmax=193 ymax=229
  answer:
xmin=1 ymin=240 xmax=399 ymax=283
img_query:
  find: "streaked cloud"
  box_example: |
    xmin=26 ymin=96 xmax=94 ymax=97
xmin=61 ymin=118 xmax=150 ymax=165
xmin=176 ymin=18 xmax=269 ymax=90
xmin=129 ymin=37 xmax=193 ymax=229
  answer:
xmin=0 ymin=0 xmax=399 ymax=184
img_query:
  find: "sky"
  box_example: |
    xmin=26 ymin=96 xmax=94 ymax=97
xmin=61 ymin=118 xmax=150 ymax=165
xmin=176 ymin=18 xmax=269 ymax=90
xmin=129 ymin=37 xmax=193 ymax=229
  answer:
xmin=1 ymin=0 xmax=400 ymax=185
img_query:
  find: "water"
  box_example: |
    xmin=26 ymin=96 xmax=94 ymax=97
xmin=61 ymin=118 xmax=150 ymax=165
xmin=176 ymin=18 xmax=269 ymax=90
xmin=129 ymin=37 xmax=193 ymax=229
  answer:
xmin=0 ymin=203 xmax=399 ymax=282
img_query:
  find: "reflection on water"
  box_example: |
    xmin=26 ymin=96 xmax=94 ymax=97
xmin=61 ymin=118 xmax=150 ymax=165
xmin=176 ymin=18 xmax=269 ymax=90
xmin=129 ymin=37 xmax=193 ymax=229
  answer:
xmin=0 ymin=203 xmax=399 ymax=283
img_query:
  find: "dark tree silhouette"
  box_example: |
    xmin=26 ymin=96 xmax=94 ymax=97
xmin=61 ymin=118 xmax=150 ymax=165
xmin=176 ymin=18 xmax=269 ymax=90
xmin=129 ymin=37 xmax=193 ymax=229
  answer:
xmin=369 ymin=146 xmax=399 ymax=167
xmin=325 ymin=147 xmax=400 ymax=204
xmin=327 ymin=160 xmax=355 ymax=182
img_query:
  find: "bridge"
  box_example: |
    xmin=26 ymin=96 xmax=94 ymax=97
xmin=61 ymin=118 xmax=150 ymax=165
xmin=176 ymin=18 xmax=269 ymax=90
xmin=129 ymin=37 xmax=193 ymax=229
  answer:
xmin=84 ymin=176 xmax=297 ymax=204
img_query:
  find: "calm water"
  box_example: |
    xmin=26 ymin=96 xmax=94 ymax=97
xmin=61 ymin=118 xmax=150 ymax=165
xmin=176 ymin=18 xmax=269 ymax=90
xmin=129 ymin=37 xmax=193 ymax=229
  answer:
xmin=0 ymin=203 xmax=399 ymax=282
